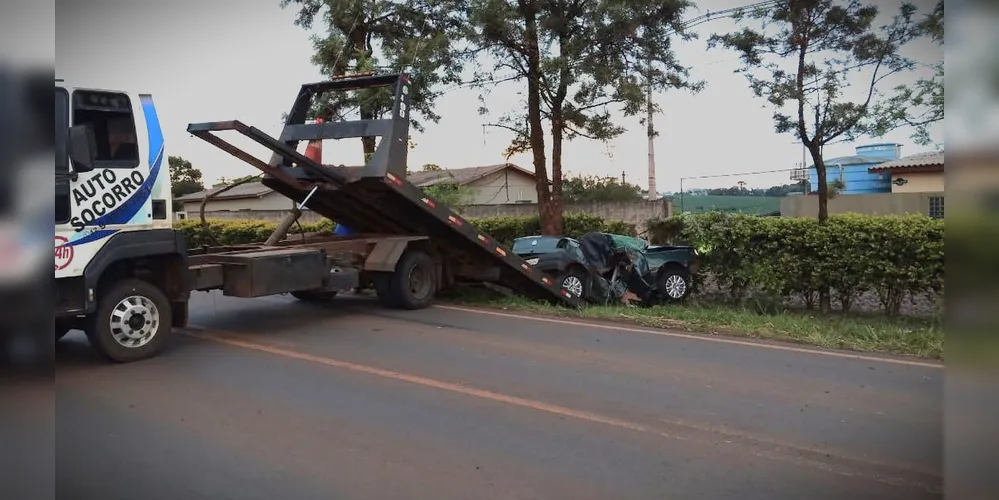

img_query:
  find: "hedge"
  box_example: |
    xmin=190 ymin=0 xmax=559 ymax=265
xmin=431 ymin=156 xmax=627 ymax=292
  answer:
xmin=174 ymin=212 xmax=944 ymax=318
xmin=646 ymin=212 xmax=945 ymax=316
xmin=173 ymin=213 xmax=633 ymax=249
xmin=468 ymin=212 xmax=636 ymax=246
xmin=174 ymin=218 xmax=333 ymax=248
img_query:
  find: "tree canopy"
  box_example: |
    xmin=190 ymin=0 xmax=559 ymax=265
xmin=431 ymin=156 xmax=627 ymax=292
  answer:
xmin=469 ymin=0 xmax=702 ymax=234
xmin=169 ymin=156 xmax=204 ymax=210
xmin=280 ymin=0 xmax=466 ymax=158
xmin=866 ymin=0 xmax=944 ymax=146
xmin=708 ymin=0 xmax=927 ymax=223
xmin=562 ymin=174 xmax=644 ymax=203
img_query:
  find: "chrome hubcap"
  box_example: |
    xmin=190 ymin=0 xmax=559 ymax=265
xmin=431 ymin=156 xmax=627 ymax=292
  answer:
xmin=663 ymin=275 xmax=687 ymax=299
xmin=109 ymin=295 xmax=159 ymax=349
xmin=562 ymin=275 xmax=584 ymax=297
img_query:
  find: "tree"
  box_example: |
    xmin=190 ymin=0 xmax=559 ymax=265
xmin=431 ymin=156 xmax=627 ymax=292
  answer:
xmin=421 ymin=163 xmax=443 ymax=171
xmin=169 ymin=155 xmax=204 ymax=210
xmin=709 ymin=0 xmax=926 ymax=314
xmin=423 ymin=182 xmax=474 ymax=208
xmin=169 ymin=156 xmax=203 ymax=196
xmin=280 ymin=0 xmax=466 ymax=160
xmin=562 ymin=174 xmax=643 ymax=203
xmin=708 ymin=0 xmax=923 ymax=224
xmin=469 ymin=0 xmax=701 ymax=235
xmin=866 ymin=0 xmax=943 ymax=146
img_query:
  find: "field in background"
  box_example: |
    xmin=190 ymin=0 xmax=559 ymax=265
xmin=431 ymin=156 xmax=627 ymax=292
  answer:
xmin=674 ymin=195 xmax=783 ymax=215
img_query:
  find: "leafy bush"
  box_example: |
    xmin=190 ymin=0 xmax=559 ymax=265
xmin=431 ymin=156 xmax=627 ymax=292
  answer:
xmin=646 ymin=213 xmax=944 ymax=316
xmin=174 ymin=213 xmax=634 ymax=249
xmin=174 ymin=218 xmax=332 ymax=247
xmin=468 ymin=212 xmax=636 ymax=246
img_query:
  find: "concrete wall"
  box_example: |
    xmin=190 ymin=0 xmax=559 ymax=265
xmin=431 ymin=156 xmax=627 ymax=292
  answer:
xmin=457 ymin=199 xmax=672 ymax=225
xmin=180 ymin=199 xmax=673 ymax=228
xmin=780 ymin=192 xmax=944 ymax=218
xmin=179 ymin=209 xmax=328 ymax=224
xmin=180 ymin=192 xmax=297 ymax=213
xmin=465 ymin=170 xmax=538 ymax=204
xmin=889 ymin=172 xmax=944 ymax=193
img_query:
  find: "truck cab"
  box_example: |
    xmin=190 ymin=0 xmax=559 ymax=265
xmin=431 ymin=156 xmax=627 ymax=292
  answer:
xmin=55 ymin=82 xmax=189 ymax=362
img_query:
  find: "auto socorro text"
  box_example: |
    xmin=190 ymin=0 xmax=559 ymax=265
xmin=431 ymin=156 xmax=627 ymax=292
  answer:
xmin=69 ymin=167 xmax=146 ymax=231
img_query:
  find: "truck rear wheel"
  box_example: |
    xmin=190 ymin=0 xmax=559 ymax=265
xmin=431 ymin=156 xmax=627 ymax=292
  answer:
xmin=86 ymin=278 xmax=172 ymax=363
xmin=383 ymin=250 xmax=437 ymax=310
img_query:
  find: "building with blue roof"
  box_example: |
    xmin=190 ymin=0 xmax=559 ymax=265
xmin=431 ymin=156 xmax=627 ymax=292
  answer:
xmin=798 ymin=143 xmax=900 ymax=195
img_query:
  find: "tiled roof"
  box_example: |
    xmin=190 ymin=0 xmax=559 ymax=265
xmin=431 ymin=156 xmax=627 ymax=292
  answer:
xmin=869 ymin=150 xmax=945 ymax=172
xmin=174 ymin=163 xmax=537 ymax=201
xmin=807 ymin=155 xmax=889 ymax=169
xmin=174 ymin=181 xmax=272 ymax=202
xmin=407 ymin=163 xmax=536 ymax=187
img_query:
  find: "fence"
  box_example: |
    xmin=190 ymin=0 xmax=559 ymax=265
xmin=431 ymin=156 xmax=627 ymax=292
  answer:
xmin=457 ymin=199 xmax=671 ymax=226
xmin=178 ymin=210 xmax=328 ymax=224
xmin=780 ymin=192 xmax=945 ymax=218
xmin=180 ymin=199 xmax=672 ymax=228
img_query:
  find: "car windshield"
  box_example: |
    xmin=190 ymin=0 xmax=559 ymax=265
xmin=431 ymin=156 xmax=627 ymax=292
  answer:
xmin=512 ymin=237 xmax=562 ymax=254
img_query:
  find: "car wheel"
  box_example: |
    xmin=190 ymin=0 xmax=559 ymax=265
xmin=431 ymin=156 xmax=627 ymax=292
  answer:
xmin=558 ymin=268 xmax=588 ymax=299
xmin=657 ymin=267 xmax=691 ymax=302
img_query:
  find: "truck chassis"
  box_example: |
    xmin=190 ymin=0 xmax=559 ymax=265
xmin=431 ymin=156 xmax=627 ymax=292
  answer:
xmin=56 ymin=72 xmax=580 ymax=364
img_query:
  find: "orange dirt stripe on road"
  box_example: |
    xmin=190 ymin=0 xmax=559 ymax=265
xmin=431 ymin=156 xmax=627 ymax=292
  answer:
xmin=181 ymin=325 xmax=941 ymax=492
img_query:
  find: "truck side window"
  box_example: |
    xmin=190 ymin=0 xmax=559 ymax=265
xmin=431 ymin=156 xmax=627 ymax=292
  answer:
xmin=72 ymin=90 xmax=140 ymax=169
xmin=56 ymin=87 xmax=71 ymax=223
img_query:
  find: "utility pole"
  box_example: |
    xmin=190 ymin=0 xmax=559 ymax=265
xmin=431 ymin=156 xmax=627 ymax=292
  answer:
xmin=646 ymin=54 xmax=657 ymax=200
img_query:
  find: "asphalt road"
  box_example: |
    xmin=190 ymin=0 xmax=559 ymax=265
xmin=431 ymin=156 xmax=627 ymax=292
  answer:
xmin=55 ymin=291 xmax=943 ymax=500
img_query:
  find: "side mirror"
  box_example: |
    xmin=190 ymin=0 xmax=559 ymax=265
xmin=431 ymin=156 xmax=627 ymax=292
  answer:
xmin=68 ymin=124 xmax=97 ymax=172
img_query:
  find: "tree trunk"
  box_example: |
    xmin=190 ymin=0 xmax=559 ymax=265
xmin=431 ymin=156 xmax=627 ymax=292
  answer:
xmin=199 ymin=174 xmax=263 ymax=246
xmin=807 ymin=144 xmax=829 ymax=223
xmin=807 ymin=143 xmax=831 ymax=312
xmin=522 ymin=3 xmax=555 ymax=234
xmin=550 ymin=112 xmax=565 ymax=235
xmin=546 ymin=29 xmax=571 ymax=236
xmin=360 ymin=110 xmax=377 ymax=162
xmin=349 ymin=27 xmax=378 ymax=163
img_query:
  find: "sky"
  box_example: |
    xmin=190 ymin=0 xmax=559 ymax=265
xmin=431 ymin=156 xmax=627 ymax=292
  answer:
xmin=56 ymin=0 xmax=944 ymax=194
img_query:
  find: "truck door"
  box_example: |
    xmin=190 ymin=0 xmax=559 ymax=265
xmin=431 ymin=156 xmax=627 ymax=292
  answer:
xmin=66 ymin=90 xmax=147 ymax=232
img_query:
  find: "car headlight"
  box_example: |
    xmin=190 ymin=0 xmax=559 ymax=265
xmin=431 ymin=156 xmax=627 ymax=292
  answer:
xmin=526 ymin=258 xmax=539 ymax=265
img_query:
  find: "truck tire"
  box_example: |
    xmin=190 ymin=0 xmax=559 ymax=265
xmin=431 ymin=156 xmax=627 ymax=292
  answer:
xmin=386 ymin=250 xmax=436 ymax=310
xmin=85 ymin=278 xmax=172 ymax=363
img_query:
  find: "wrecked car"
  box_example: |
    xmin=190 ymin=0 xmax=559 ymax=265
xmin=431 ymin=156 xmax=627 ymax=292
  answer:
xmin=512 ymin=233 xmax=697 ymax=306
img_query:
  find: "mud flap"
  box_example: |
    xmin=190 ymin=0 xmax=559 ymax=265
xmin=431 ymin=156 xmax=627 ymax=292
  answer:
xmin=171 ymin=300 xmax=189 ymax=328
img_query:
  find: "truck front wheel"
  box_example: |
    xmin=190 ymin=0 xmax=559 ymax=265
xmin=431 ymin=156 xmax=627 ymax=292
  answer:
xmin=86 ymin=278 xmax=172 ymax=363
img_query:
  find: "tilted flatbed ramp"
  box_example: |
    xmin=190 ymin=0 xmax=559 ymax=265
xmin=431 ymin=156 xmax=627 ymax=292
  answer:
xmin=187 ymin=72 xmax=581 ymax=307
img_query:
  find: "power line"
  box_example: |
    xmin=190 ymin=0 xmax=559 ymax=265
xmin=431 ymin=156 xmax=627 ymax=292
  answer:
xmin=680 ymin=167 xmax=800 ymax=181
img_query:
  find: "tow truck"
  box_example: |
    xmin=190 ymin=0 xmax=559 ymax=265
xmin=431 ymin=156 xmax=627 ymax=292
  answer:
xmin=55 ymin=73 xmax=581 ymax=363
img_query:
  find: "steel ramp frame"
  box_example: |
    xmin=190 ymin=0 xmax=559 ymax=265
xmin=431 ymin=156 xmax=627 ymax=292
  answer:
xmin=186 ymin=74 xmax=581 ymax=307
